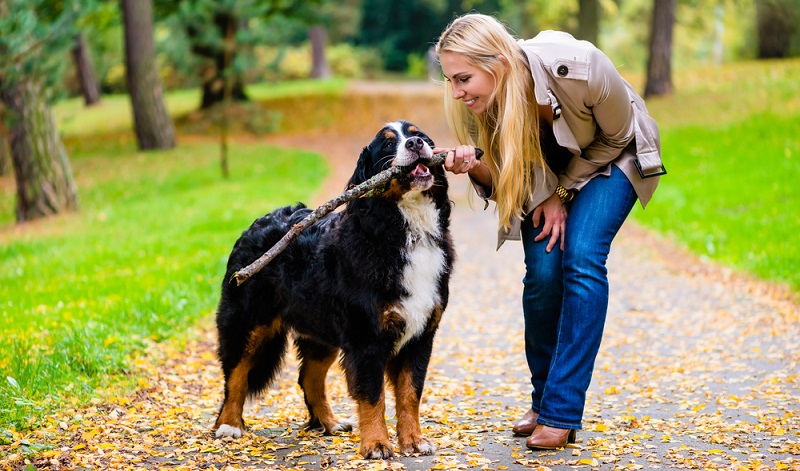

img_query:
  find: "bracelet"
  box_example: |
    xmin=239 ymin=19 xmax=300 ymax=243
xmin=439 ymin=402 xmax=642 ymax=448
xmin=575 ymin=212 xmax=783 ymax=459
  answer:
xmin=555 ymin=185 xmax=574 ymax=204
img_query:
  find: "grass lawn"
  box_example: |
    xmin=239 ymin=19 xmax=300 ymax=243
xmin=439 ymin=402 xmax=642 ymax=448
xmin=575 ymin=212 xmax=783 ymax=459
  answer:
xmin=632 ymin=59 xmax=800 ymax=290
xmin=0 ymin=132 xmax=328 ymax=433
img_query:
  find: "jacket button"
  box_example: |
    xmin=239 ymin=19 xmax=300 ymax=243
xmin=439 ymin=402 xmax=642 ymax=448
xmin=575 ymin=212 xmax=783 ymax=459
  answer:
xmin=557 ymin=65 xmax=569 ymax=77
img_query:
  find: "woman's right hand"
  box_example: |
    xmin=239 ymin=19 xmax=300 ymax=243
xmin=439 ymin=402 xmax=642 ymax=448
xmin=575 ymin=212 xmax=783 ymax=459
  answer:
xmin=435 ymin=145 xmax=479 ymax=175
xmin=531 ymin=192 xmax=568 ymax=253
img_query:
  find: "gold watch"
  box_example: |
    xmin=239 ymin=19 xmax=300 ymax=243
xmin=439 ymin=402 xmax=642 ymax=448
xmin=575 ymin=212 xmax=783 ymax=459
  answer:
xmin=555 ymin=185 xmax=574 ymax=204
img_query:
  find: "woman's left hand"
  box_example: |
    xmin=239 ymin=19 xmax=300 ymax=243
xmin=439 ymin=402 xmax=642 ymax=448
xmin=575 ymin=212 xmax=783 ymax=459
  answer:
xmin=531 ymin=192 xmax=568 ymax=252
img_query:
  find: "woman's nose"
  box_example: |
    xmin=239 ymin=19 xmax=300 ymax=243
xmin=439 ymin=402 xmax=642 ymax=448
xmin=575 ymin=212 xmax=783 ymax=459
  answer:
xmin=452 ymin=85 xmax=464 ymax=99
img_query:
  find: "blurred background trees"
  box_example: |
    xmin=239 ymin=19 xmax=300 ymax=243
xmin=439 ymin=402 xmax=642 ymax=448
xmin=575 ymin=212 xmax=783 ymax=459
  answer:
xmin=1 ymin=0 xmax=800 ymax=223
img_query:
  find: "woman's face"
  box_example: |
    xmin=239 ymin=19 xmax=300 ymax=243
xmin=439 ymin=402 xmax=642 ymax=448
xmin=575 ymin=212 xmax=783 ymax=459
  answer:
xmin=439 ymin=51 xmax=496 ymax=115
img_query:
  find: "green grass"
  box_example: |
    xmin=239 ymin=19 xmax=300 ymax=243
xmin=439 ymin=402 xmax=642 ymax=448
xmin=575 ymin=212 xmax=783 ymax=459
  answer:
xmin=630 ymin=58 xmax=800 ymax=290
xmin=0 ymin=134 xmax=328 ymax=432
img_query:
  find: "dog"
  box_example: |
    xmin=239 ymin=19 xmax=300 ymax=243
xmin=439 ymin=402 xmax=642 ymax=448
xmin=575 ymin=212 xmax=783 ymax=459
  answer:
xmin=212 ymin=121 xmax=454 ymax=459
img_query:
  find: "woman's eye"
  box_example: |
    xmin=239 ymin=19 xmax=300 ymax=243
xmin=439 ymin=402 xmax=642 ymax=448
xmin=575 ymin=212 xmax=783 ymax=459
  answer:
xmin=459 ymin=77 xmax=470 ymax=83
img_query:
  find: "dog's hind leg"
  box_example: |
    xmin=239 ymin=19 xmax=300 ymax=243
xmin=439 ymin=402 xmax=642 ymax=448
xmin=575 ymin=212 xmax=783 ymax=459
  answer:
xmin=214 ymin=318 xmax=286 ymax=438
xmin=295 ymin=338 xmax=354 ymax=433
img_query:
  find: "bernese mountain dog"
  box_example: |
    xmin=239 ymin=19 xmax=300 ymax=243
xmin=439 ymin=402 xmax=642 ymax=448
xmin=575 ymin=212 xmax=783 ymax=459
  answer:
xmin=212 ymin=121 xmax=454 ymax=459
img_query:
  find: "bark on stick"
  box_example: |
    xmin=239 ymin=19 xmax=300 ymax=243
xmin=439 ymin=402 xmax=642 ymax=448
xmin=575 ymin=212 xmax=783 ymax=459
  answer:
xmin=232 ymin=150 xmax=480 ymax=285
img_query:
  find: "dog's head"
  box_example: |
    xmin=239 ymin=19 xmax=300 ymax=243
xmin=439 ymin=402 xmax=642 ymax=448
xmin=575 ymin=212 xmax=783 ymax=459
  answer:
xmin=348 ymin=121 xmax=440 ymax=196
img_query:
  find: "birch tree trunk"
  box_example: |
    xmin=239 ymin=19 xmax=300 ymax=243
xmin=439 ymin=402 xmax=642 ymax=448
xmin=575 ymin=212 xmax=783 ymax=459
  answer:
xmin=0 ymin=79 xmax=79 ymax=222
xmin=120 ymin=0 xmax=176 ymax=150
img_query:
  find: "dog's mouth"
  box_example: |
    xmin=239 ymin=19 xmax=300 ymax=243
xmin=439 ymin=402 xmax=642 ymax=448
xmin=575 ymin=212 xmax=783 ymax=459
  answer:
xmin=405 ymin=162 xmax=434 ymax=190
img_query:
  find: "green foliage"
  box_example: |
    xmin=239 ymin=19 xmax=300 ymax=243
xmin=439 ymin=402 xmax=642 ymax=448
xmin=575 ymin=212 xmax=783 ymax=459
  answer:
xmin=0 ymin=0 xmax=96 ymax=100
xmin=255 ymin=43 xmax=384 ymax=81
xmin=0 ymin=134 xmax=328 ymax=432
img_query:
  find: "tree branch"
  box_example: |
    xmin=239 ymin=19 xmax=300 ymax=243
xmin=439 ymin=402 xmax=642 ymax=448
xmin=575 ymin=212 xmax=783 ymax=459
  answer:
xmin=232 ymin=149 xmax=481 ymax=285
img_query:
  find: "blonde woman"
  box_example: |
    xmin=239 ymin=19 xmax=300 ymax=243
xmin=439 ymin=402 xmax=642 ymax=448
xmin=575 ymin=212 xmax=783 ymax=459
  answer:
xmin=434 ymin=13 xmax=664 ymax=449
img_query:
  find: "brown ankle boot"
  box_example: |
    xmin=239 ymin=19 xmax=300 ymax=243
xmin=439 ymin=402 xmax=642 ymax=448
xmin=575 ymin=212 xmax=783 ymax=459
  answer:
xmin=511 ymin=409 xmax=539 ymax=436
xmin=525 ymin=425 xmax=576 ymax=450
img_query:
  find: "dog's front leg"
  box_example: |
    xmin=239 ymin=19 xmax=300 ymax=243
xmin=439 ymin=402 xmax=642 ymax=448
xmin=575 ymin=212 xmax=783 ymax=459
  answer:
xmin=343 ymin=351 xmax=393 ymax=459
xmin=356 ymin=390 xmax=393 ymax=459
xmin=388 ymin=335 xmax=437 ymax=455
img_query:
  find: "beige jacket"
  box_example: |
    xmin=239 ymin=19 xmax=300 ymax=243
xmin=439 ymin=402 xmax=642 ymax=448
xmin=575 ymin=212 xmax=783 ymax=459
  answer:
xmin=473 ymin=30 xmax=664 ymax=249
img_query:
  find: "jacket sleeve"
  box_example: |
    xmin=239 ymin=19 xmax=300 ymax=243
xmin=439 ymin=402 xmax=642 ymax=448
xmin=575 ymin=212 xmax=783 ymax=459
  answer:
xmin=559 ymin=48 xmax=635 ymax=189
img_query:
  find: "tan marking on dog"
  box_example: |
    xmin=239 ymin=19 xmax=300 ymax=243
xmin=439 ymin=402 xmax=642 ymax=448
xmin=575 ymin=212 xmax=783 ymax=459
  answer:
xmin=381 ymin=179 xmax=405 ymax=201
xmin=357 ymin=392 xmax=393 ymax=459
xmin=213 ymin=321 xmax=280 ymax=432
xmin=299 ymin=351 xmax=339 ymax=432
xmin=407 ymin=125 xmax=419 ymax=133
xmin=382 ymin=308 xmax=406 ymax=333
xmin=382 ymin=129 xmax=397 ymax=140
xmin=426 ymin=305 xmax=445 ymax=334
xmin=392 ymin=367 xmax=423 ymax=452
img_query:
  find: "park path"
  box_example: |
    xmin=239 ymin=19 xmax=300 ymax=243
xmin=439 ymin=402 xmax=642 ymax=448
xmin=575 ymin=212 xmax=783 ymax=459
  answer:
xmin=2 ymin=84 xmax=799 ymax=470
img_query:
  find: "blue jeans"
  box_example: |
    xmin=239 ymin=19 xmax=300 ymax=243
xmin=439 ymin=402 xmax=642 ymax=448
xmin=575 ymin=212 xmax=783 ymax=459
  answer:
xmin=520 ymin=164 xmax=637 ymax=430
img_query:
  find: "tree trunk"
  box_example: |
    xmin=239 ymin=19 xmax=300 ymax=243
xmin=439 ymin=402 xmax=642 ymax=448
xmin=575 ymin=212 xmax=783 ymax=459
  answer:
xmin=644 ymin=0 xmax=675 ymax=98
xmin=0 ymin=79 xmax=79 ymax=222
xmin=755 ymin=0 xmax=797 ymax=58
xmin=190 ymin=12 xmax=248 ymax=109
xmin=578 ymin=0 xmax=599 ymax=47
xmin=120 ymin=0 xmax=176 ymax=150
xmin=72 ymin=33 xmax=102 ymax=106
xmin=309 ymin=25 xmax=331 ymax=79
xmin=0 ymin=134 xmax=10 ymax=176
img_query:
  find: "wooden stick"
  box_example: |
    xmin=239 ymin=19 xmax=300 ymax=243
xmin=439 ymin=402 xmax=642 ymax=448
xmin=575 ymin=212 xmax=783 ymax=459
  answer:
xmin=232 ymin=149 xmax=481 ymax=285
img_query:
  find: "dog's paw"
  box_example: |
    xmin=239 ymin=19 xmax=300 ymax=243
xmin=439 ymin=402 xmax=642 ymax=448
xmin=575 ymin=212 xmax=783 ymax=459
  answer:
xmin=214 ymin=424 xmax=243 ymax=438
xmin=360 ymin=440 xmax=394 ymax=460
xmin=400 ymin=436 xmax=436 ymax=455
xmin=330 ymin=417 xmax=356 ymax=432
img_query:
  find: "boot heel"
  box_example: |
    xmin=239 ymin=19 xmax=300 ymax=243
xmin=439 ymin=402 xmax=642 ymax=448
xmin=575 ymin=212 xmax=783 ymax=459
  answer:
xmin=568 ymin=429 xmax=577 ymax=443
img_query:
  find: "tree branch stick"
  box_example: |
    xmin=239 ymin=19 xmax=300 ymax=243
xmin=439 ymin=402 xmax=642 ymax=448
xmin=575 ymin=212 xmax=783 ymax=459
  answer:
xmin=232 ymin=149 xmax=481 ymax=285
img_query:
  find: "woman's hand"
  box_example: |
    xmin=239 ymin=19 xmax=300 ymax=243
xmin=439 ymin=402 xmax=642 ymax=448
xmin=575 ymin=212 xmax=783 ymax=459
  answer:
xmin=434 ymin=145 xmax=479 ymax=174
xmin=532 ymin=192 xmax=568 ymax=252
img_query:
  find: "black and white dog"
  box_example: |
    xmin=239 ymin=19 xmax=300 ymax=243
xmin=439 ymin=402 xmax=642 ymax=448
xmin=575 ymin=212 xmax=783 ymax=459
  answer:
xmin=213 ymin=121 xmax=454 ymax=459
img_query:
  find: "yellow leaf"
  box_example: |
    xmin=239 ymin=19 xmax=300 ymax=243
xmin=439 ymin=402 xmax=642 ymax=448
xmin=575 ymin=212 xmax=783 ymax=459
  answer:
xmin=73 ymin=443 xmax=86 ymax=450
xmin=594 ymin=423 xmax=609 ymax=432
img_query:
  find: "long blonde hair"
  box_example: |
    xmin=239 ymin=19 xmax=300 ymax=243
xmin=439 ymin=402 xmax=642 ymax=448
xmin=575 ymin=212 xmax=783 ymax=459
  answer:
xmin=436 ymin=13 xmax=546 ymax=230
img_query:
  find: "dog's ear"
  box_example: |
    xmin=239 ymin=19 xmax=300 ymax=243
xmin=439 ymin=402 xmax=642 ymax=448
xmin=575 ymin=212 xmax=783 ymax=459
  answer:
xmin=346 ymin=146 xmax=370 ymax=189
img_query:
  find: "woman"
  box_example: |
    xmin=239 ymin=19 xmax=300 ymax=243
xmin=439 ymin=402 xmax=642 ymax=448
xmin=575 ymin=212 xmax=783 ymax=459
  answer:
xmin=434 ymin=13 xmax=664 ymax=449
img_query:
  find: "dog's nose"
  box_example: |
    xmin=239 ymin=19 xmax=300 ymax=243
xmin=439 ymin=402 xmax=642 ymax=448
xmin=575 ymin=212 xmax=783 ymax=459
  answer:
xmin=405 ymin=137 xmax=424 ymax=153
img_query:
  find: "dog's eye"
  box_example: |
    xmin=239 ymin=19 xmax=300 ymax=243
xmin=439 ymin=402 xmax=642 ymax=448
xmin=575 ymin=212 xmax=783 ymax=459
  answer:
xmin=383 ymin=140 xmax=395 ymax=150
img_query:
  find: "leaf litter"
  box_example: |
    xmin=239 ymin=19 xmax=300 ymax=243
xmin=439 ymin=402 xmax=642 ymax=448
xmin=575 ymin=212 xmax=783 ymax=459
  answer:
xmin=1 ymin=181 xmax=798 ymax=471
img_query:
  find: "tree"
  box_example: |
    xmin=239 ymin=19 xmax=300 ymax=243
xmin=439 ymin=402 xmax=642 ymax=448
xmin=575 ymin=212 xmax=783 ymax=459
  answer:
xmin=72 ymin=32 xmax=102 ymax=106
xmin=644 ymin=0 xmax=675 ymax=98
xmin=120 ymin=0 xmax=176 ymax=150
xmin=755 ymin=0 xmax=798 ymax=58
xmin=0 ymin=0 xmax=82 ymax=222
xmin=578 ymin=0 xmax=599 ymax=46
xmin=309 ymin=25 xmax=331 ymax=79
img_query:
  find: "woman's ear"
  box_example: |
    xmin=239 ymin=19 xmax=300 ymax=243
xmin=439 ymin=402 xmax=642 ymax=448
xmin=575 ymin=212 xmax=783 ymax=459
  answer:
xmin=497 ymin=54 xmax=509 ymax=70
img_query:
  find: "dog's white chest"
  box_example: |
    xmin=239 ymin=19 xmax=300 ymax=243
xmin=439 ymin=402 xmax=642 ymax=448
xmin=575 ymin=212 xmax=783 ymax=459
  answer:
xmin=394 ymin=193 xmax=445 ymax=354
